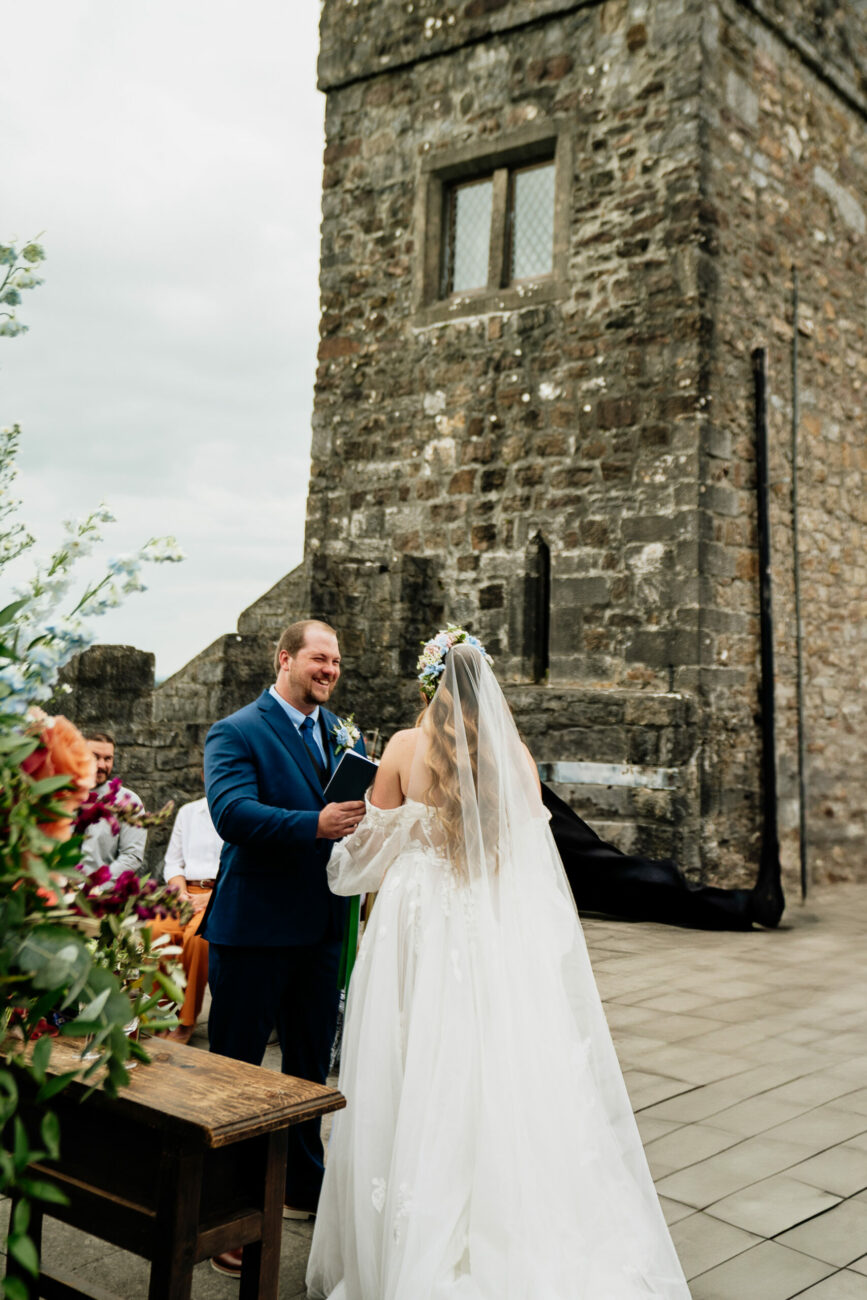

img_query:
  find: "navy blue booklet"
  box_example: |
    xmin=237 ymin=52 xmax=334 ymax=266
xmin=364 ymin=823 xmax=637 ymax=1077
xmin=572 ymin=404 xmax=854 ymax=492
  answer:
xmin=323 ymin=749 xmax=378 ymax=802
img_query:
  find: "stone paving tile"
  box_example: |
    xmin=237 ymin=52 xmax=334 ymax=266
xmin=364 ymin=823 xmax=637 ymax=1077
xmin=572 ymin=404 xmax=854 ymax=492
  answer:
xmin=706 ymin=1174 xmax=841 ymax=1237
xmin=644 ymin=1123 xmax=743 ymax=1179
xmin=668 ymin=1210 xmax=761 ymax=1279
xmin=704 ymin=1093 xmax=811 ymax=1139
xmin=833 ymin=1059 xmax=867 ymax=1085
xmin=795 ymin=1271 xmax=867 ymax=1298
xmin=605 ymin=1029 xmax=669 ymax=1065
xmin=786 ymin=1144 xmax=867 ymax=1198
xmin=673 ymin=1018 xmax=780 ymax=1055
xmin=633 ymin=1044 xmax=754 ymax=1087
xmin=659 ymin=1195 xmax=697 ymax=1227
xmin=756 ymin=1106 xmax=867 ymax=1156
xmin=635 ymin=1113 xmax=682 ymax=1144
xmin=655 ymin=1135 xmax=820 ymax=1208
xmin=602 ymin=1001 xmax=660 ymax=1031
xmin=640 ymin=1062 xmax=824 ymax=1126
xmin=635 ymin=990 xmax=719 ymax=1014
xmin=776 ymin=1197 xmax=867 ymax=1267
xmin=688 ymin=1240 xmax=834 ymax=1299
xmin=838 ymin=1089 xmax=867 ymax=1117
xmin=851 ymin=1255 xmax=867 ymax=1275
xmin=766 ymin=1074 xmax=867 ymax=1110
xmin=622 ymin=1068 xmax=696 ymax=1111
xmin=632 ymin=1012 xmax=727 ymax=1044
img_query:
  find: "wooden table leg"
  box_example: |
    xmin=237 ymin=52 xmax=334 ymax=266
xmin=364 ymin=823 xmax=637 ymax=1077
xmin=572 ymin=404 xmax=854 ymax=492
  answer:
xmin=239 ymin=1128 xmax=288 ymax=1300
xmin=148 ymin=1146 xmax=203 ymax=1300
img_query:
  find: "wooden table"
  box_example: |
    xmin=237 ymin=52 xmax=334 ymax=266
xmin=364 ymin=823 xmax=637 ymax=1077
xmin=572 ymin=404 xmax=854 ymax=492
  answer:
xmin=7 ymin=1037 xmax=345 ymax=1300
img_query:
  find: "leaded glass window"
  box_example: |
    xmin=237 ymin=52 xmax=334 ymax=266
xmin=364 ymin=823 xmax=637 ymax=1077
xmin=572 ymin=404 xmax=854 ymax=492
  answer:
xmin=443 ymin=178 xmax=493 ymax=294
xmin=509 ymin=162 xmax=555 ymax=281
xmin=440 ymin=156 xmax=555 ymax=298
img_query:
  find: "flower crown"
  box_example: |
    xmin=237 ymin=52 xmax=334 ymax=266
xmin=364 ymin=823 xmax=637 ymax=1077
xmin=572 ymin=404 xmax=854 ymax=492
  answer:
xmin=416 ymin=625 xmax=493 ymax=701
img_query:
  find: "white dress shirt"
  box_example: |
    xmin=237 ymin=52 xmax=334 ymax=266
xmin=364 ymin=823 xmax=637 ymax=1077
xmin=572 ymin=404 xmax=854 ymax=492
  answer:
xmin=162 ymin=797 xmax=223 ymax=883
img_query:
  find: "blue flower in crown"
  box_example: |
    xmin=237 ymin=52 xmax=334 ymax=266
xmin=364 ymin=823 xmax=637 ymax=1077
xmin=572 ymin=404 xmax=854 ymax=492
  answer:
xmin=416 ymin=624 xmax=493 ymax=701
xmin=331 ymin=714 xmax=361 ymax=756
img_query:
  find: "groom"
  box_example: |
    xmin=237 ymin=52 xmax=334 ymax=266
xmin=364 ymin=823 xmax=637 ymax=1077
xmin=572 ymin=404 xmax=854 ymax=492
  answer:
xmin=202 ymin=619 xmax=366 ymax=1236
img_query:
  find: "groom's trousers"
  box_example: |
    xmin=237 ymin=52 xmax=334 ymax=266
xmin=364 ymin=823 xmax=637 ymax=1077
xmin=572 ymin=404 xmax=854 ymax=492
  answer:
xmin=208 ymin=939 xmax=342 ymax=1208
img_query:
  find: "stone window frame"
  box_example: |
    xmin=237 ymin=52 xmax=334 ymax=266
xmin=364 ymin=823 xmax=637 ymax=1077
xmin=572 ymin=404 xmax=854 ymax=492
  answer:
xmin=412 ymin=122 xmax=572 ymax=326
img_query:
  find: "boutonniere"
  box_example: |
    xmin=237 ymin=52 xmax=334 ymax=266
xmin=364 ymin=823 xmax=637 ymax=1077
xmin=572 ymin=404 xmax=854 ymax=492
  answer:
xmin=331 ymin=714 xmax=361 ymax=756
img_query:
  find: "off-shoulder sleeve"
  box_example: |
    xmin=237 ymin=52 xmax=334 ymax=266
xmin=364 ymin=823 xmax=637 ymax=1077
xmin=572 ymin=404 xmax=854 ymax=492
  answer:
xmin=326 ymin=799 xmax=406 ymax=896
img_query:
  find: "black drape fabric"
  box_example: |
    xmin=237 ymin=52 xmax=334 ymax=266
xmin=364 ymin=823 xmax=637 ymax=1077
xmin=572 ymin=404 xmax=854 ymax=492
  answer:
xmin=542 ymin=783 xmax=757 ymax=931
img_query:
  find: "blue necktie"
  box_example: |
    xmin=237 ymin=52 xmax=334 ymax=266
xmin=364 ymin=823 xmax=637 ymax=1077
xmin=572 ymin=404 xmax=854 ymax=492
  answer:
xmin=300 ymin=715 xmax=324 ymax=777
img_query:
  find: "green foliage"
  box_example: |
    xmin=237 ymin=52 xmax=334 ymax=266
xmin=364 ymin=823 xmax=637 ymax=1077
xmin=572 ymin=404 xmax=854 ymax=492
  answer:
xmin=0 ymin=241 xmax=186 ymax=1284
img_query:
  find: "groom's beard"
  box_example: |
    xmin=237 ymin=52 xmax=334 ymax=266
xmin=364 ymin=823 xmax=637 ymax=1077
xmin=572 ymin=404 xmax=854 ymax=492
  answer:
xmin=290 ymin=671 xmax=337 ymax=708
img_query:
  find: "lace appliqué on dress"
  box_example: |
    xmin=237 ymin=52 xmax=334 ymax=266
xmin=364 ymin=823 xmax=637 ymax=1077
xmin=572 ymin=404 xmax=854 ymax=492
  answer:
xmin=392 ymin=1181 xmax=414 ymax=1244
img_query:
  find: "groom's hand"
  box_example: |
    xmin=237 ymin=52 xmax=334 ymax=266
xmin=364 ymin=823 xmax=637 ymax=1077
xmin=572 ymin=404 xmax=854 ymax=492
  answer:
xmin=317 ymin=800 xmax=366 ymax=840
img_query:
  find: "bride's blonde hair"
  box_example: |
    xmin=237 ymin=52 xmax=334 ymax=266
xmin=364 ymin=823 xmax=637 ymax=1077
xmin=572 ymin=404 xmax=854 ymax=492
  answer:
xmin=416 ymin=644 xmax=496 ymax=878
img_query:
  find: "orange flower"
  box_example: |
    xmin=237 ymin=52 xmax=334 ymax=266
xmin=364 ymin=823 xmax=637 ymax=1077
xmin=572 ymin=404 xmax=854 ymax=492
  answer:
xmin=24 ymin=710 xmax=97 ymax=841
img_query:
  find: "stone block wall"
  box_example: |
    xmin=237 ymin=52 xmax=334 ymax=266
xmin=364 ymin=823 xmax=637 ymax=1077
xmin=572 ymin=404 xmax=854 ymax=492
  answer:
xmin=310 ymin=0 xmax=866 ymax=885
xmin=701 ymin=0 xmax=867 ymax=883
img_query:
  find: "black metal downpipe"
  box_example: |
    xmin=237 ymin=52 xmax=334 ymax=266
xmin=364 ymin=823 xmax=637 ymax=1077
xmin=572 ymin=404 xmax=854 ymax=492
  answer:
xmin=791 ymin=269 xmax=809 ymax=900
xmin=751 ymin=348 xmax=785 ymax=922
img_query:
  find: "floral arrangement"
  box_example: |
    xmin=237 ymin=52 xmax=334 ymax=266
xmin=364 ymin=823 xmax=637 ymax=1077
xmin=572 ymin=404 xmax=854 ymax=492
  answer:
xmin=331 ymin=714 xmax=361 ymax=757
xmin=416 ymin=625 xmax=493 ymax=701
xmin=0 ymin=239 xmax=186 ymax=1290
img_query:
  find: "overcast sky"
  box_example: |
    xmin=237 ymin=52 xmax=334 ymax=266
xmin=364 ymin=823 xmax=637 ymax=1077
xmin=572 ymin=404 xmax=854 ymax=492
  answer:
xmin=1 ymin=1 xmax=324 ymax=679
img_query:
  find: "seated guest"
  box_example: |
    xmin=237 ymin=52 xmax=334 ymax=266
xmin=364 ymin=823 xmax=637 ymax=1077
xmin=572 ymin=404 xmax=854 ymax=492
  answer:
xmin=149 ymin=792 xmax=222 ymax=1044
xmin=80 ymin=730 xmax=146 ymax=877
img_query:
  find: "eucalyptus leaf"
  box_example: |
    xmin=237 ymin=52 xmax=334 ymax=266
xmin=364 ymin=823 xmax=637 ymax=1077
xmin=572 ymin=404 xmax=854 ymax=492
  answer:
xmin=76 ymin=987 xmax=110 ymax=1022
xmin=4 ymin=1272 xmax=30 ymax=1300
xmin=30 ymin=1032 xmax=52 ymax=1084
xmin=13 ymin=1116 xmax=29 ymax=1169
xmin=40 ymin=1111 xmax=60 ymax=1160
xmin=155 ymin=970 xmax=184 ymax=1005
xmin=36 ymin=1071 xmax=79 ymax=1103
xmin=16 ymin=1176 xmax=68 ymax=1206
xmin=7 ymin=1235 xmax=39 ymax=1278
xmin=16 ymin=927 xmax=91 ymax=991
xmin=0 ymin=1068 xmax=18 ymax=1123
xmin=11 ymin=1199 xmax=30 ymax=1236
xmin=0 ymin=597 xmax=28 ymax=625
xmin=27 ymin=774 xmax=73 ymax=798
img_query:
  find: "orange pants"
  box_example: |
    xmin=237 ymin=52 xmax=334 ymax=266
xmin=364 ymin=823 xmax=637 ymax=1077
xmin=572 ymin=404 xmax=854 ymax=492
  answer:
xmin=149 ymin=883 xmax=211 ymax=1028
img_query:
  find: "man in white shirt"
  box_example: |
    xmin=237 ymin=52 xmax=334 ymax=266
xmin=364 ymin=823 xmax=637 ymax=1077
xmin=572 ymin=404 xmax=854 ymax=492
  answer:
xmin=80 ymin=730 xmax=147 ymax=878
xmin=149 ymin=794 xmax=223 ymax=1043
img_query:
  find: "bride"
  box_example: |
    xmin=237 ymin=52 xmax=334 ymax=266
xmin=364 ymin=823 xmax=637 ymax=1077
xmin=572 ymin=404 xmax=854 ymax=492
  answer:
xmin=306 ymin=631 xmax=690 ymax=1299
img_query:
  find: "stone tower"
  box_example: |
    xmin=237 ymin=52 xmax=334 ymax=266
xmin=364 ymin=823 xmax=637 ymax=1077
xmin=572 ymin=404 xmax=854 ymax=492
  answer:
xmin=299 ymin=0 xmax=866 ymax=884
xmin=61 ymin=0 xmax=866 ymax=888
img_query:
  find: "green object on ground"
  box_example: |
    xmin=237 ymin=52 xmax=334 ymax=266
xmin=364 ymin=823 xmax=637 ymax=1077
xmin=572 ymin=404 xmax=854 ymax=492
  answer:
xmin=338 ymin=895 xmax=360 ymax=992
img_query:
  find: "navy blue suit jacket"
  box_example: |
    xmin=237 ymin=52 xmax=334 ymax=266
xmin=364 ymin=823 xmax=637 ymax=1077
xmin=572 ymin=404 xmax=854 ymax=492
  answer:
xmin=202 ymin=690 xmax=365 ymax=947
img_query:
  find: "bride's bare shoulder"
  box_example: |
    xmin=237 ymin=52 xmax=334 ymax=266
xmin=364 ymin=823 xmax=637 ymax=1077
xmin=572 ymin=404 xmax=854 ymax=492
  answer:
xmin=371 ymin=728 xmax=422 ymax=809
xmin=382 ymin=727 xmax=422 ymax=754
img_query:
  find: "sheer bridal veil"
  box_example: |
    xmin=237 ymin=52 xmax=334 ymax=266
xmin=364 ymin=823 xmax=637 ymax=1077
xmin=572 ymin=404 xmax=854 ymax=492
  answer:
xmin=312 ymin=643 xmax=690 ymax=1299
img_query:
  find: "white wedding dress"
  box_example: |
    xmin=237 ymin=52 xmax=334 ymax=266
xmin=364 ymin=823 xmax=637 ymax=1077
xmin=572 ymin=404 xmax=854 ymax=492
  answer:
xmin=307 ymin=648 xmax=690 ymax=1300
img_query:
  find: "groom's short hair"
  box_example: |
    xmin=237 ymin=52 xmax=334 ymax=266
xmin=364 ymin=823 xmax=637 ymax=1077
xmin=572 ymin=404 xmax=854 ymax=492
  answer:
xmin=274 ymin=619 xmax=339 ymax=673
